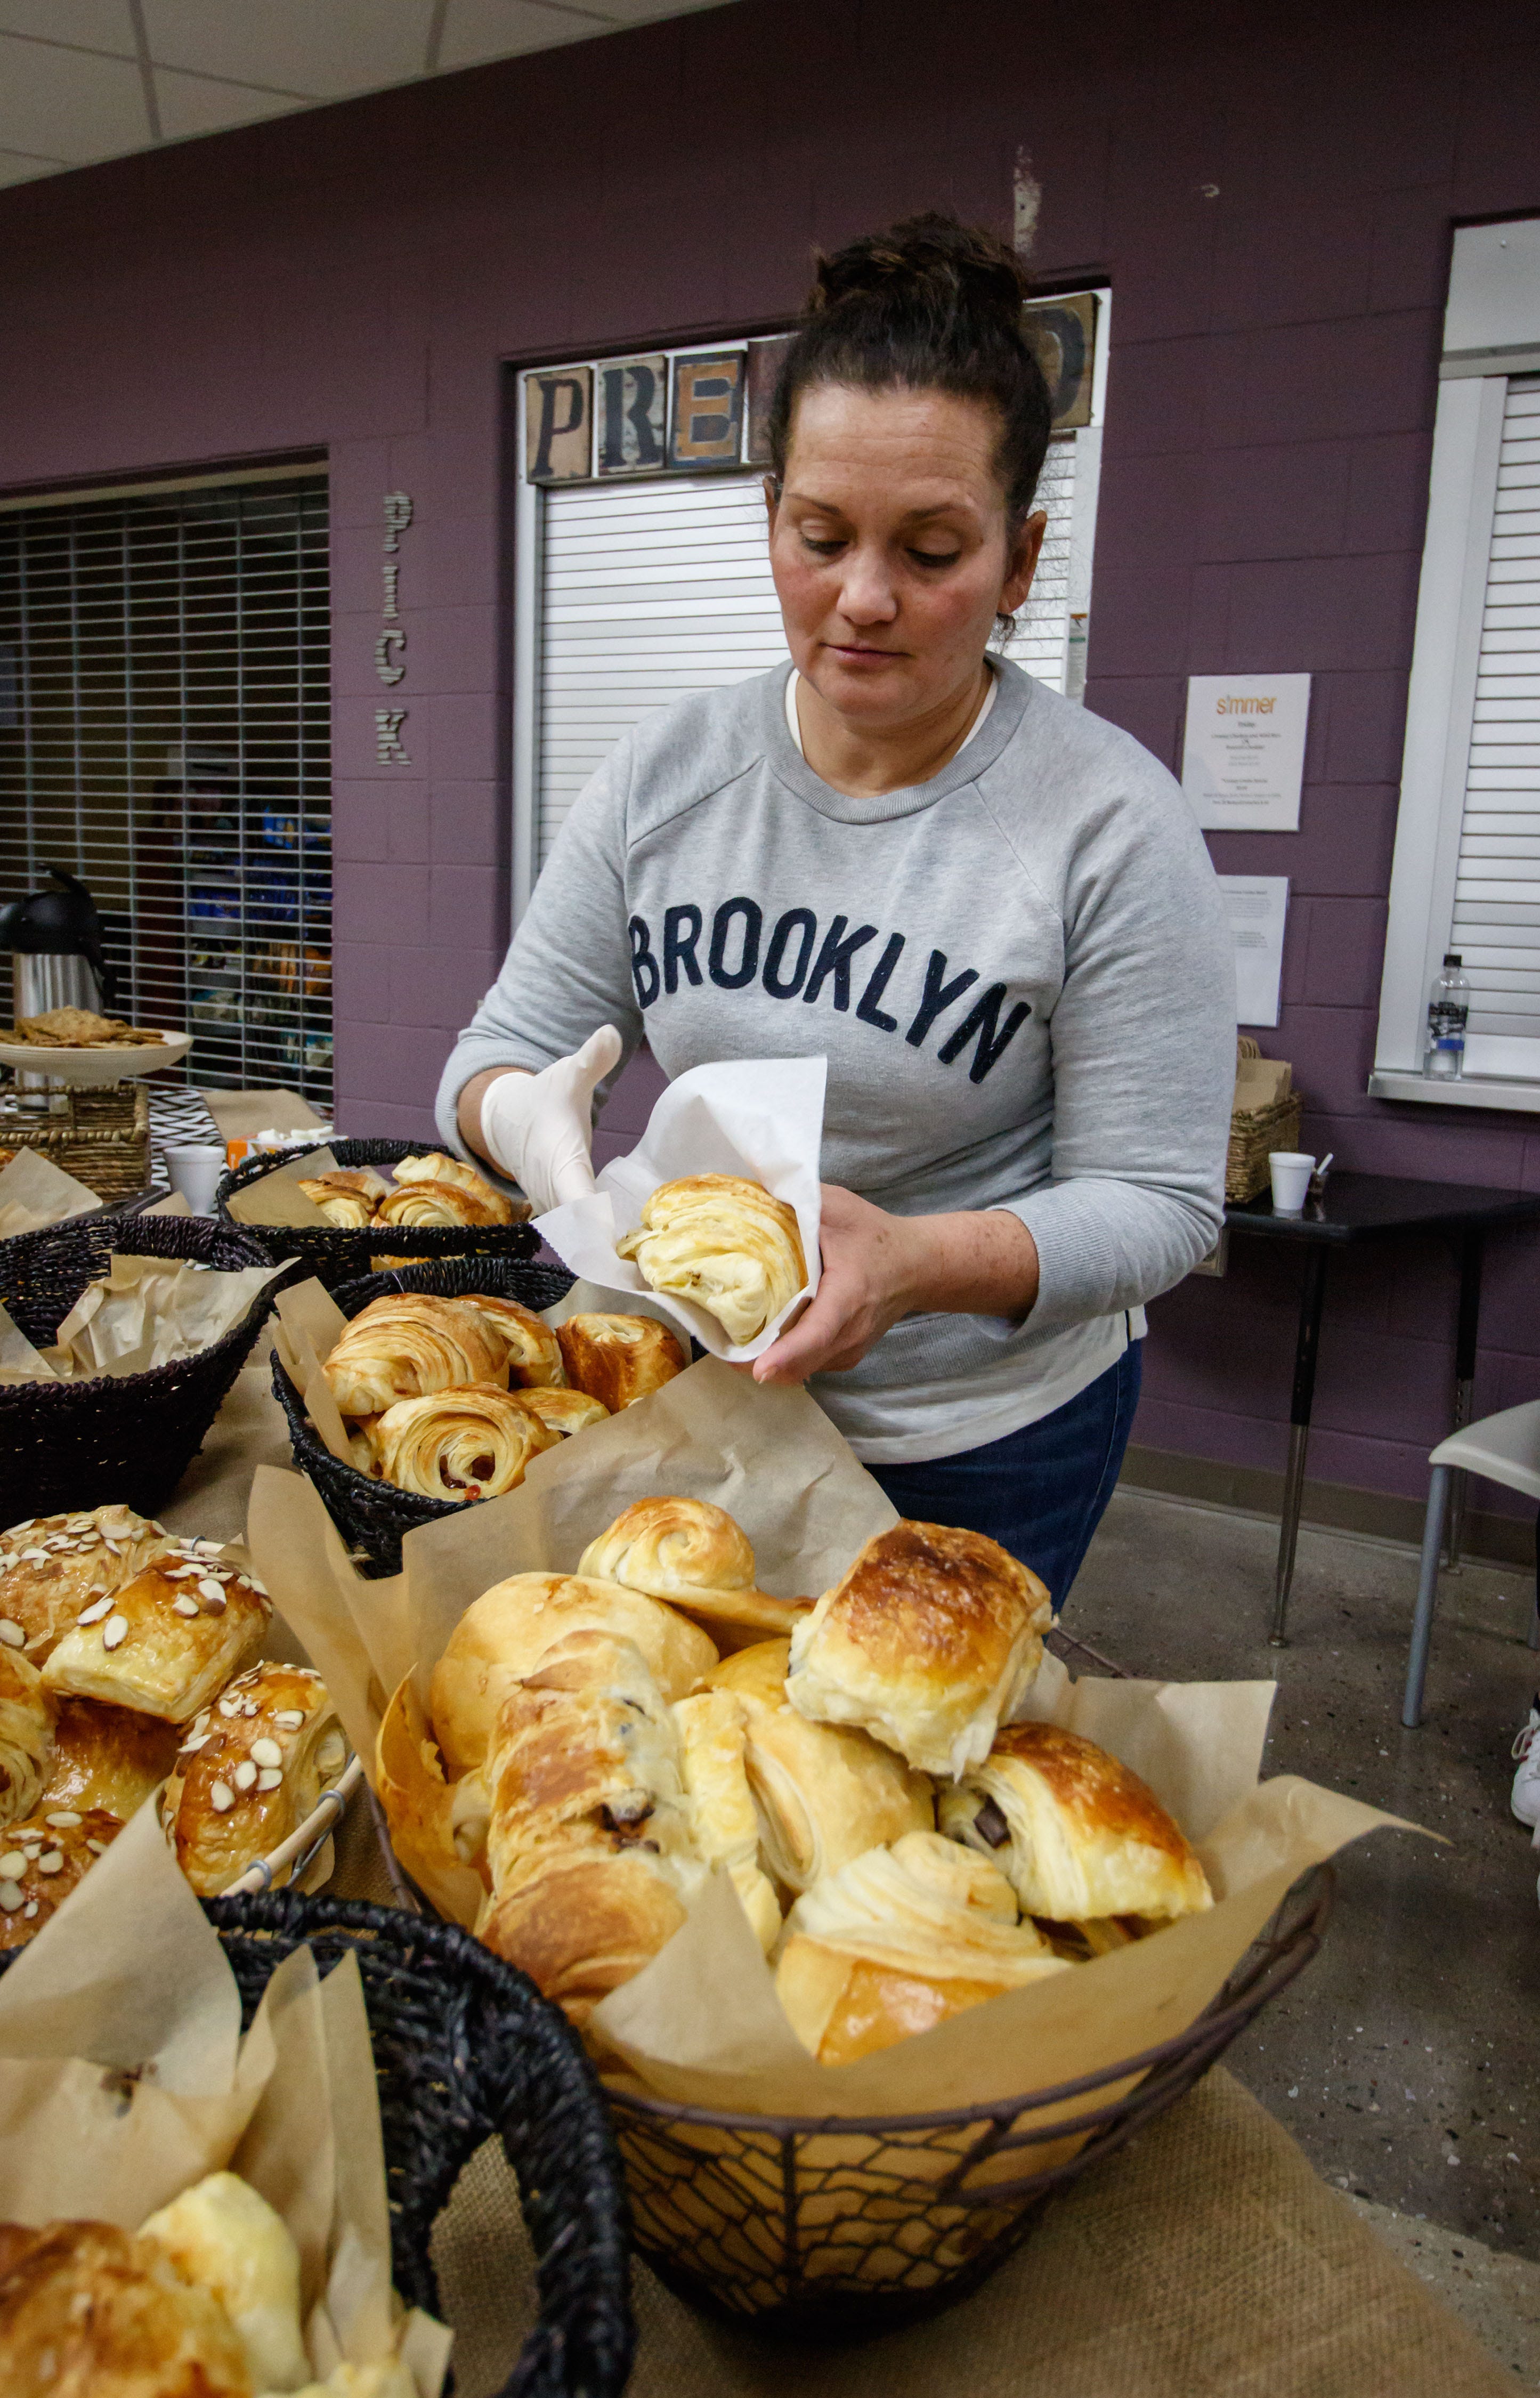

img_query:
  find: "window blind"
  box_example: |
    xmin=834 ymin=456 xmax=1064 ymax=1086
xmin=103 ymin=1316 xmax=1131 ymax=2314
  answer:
xmin=0 ymin=474 xmax=333 ymax=1105
xmin=1452 ymin=376 xmax=1540 ymax=1057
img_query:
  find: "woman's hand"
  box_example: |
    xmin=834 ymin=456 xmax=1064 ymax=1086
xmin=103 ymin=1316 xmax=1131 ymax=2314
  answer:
xmin=458 ymin=1026 xmax=622 ymax=1214
xmin=753 ymin=1185 xmax=1040 ymax=1385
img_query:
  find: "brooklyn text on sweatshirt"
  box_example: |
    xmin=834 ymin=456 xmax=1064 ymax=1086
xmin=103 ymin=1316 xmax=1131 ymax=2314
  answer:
xmin=437 ymin=658 xmax=1236 ymax=1463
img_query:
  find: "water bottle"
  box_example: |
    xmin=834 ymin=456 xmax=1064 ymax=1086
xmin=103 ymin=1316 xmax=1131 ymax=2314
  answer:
xmin=1423 ymin=952 xmax=1471 ymax=1079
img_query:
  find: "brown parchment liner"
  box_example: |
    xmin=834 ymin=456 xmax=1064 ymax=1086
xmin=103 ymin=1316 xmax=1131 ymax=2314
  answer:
xmin=225 ymin=1143 xmax=340 ymax=1230
xmin=0 ymin=1147 xmax=103 ymax=1237
xmin=0 ymin=1801 xmax=450 ymax=2390
xmin=0 ymin=1252 xmax=288 ymax=1384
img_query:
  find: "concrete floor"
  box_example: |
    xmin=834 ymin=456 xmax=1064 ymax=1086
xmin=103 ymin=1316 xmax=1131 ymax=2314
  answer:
xmin=1069 ymin=1485 xmax=1540 ymax=2381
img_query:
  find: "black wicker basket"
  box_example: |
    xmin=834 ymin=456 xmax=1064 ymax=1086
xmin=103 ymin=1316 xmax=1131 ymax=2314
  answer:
xmin=218 ymin=1139 xmax=538 ymax=1291
xmin=0 ymin=1891 xmax=635 ymax=2398
xmin=273 ymin=1254 xmax=576 ymax=1577
xmin=0 ymin=1212 xmax=290 ymax=1522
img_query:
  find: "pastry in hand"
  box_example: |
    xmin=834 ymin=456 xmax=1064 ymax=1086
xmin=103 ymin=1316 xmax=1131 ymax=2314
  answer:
xmin=371 ymin=1382 xmax=561 ymax=1502
xmin=297 ymin=1168 xmax=387 ymax=1228
xmin=786 ymin=1521 xmax=1051 ymax=1779
xmin=0 ymin=1808 xmax=121 ymax=1950
xmin=392 ymin=1151 xmax=521 ymax=1224
xmin=430 ymin=1573 xmax=718 ymax=1778
xmin=937 ymin=1721 xmax=1213 ymax=1927
xmin=41 ymin=1699 xmax=180 ymax=1821
xmin=579 ymin=1496 xmax=810 ymax=1650
xmin=322 ymin=1293 xmax=507 ymax=1416
xmin=615 ymin=1174 xmax=806 ymax=1344
xmin=673 ymin=1688 xmax=781 ymax=1950
xmin=40 ymin=1543 xmax=270 ymax=1723
xmin=703 ymin=1639 xmax=933 ymax=1894
xmin=455 ymin=1294 xmax=566 ymax=1387
xmin=0 ymin=1649 xmax=54 ymax=1833
xmin=775 ymin=1829 xmax=1068 ymax=2064
xmin=0 ymin=2217 xmax=250 ymax=2394
xmin=141 ymin=2170 xmax=308 ymax=2395
xmin=515 ymin=1387 xmax=609 ymax=1439
xmin=164 ymin=1662 xmax=346 ymax=1897
xmin=0 ymin=1504 xmax=169 ymax=1664
xmin=556 ymin=1312 xmax=686 ymax=1410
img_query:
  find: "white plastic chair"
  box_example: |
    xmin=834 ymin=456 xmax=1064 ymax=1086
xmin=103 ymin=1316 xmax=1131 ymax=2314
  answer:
xmin=1403 ymin=1398 xmax=1540 ymax=1727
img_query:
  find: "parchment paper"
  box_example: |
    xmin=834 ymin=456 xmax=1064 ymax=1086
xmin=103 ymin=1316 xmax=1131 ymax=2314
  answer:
xmin=535 ymin=1056 xmax=826 ymax=1359
xmin=0 ymin=1146 xmax=102 ymax=1236
xmin=44 ymin=1252 xmax=287 ymax=1378
xmin=225 ymin=1143 xmax=339 ymax=1229
xmin=200 ymin=1087 xmax=330 ymax=1143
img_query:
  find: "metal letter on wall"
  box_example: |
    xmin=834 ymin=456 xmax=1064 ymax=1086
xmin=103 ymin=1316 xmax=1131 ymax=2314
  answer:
xmin=596 ymin=354 xmax=667 ymax=475
xmin=525 ymin=367 xmax=594 ymax=483
xmin=745 ymin=334 xmax=795 ymax=468
xmin=1023 ymin=294 xmax=1098 ymax=432
xmin=668 ymin=351 xmax=745 ymax=468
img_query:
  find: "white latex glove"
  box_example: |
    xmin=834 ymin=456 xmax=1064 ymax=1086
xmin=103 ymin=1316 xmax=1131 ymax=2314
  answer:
xmin=477 ymin=1025 xmax=623 ymax=1214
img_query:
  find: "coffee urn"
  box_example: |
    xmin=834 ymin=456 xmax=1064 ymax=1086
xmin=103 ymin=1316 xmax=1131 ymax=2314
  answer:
xmin=0 ymin=869 xmax=115 ymax=1098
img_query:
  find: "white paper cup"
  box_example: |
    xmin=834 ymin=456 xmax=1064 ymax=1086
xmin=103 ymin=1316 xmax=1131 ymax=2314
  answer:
xmin=1268 ymin=1151 xmax=1315 ymax=1214
xmin=164 ymin=1143 xmax=226 ymax=1216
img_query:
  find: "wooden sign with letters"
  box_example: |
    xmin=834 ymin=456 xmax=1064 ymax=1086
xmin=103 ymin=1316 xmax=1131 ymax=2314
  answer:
xmin=525 ymin=366 xmax=593 ymax=483
xmin=595 ymin=354 xmax=667 ymax=475
xmin=668 ymin=351 xmax=745 ymax=468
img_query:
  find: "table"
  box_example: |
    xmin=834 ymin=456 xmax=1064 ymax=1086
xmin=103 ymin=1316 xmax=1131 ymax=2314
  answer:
xmin=1225 ymin=1172 xmax=1540 ymax=1645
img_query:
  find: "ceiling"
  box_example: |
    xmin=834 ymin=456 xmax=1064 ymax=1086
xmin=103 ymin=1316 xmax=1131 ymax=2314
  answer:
xmin=0 ymin=0 xmax=735 ymax=192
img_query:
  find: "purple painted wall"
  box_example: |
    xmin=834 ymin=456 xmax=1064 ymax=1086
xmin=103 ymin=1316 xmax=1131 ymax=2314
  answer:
xmin=3 ymin=0 xmax=1539 ymax=1509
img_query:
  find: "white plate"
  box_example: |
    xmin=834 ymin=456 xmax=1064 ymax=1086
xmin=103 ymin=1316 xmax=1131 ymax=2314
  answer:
xmin=0 ymin=1031 xmax=193 ymax=1085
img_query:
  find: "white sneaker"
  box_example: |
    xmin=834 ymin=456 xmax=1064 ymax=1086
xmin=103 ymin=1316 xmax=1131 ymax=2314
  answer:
xmin=1513 ymin=1697 xmax=1540 ymax=1827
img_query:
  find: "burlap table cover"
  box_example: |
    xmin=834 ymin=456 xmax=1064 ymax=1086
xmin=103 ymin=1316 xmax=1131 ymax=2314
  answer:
xmin=169 ymin=1358 xmax=1522 ymax=2397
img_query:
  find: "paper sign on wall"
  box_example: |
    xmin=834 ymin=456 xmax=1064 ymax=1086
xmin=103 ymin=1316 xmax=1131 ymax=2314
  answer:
xmin=1219 ymin=875 xmax=1289 ymax=1028
xmin=1182 ymin=674 xmax=1311 ymax=831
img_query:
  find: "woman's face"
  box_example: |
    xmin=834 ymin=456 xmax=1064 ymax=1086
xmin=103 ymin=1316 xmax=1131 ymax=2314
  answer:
xmin=767 ymin=382 xmax=1045 ymax=730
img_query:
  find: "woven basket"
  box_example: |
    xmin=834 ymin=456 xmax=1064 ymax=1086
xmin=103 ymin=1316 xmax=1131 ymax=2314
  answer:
xmin=1226 ymin=1036 xmax=1303 ymax=1204
xmin=272 ymin=1254 xmax=577 ymax=1576
xmin=0 ymin=1892 xmax=635 ymax=2398
xmin=0 ymin=1081 xmax=151 ymax=1202
xmin=607 ymin=1867 xmax=1332 ymax=2338
xmin=0 ymin=1213 xmax=291 ymax=1521
xmin=218 ymin=1139 xmax=538 ymax=1291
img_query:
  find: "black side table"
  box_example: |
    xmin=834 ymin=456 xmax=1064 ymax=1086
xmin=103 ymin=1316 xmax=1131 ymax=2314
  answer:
xmin=1223 ymin=1171 xmax=1540 ymax=1645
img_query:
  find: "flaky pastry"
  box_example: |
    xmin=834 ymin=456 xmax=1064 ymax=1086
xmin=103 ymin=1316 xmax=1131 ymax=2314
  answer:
xmin=141 ymin=2170 xmax=308 ymax=2394
xmin=40 ymin=1542 xmax=270 ymax=1722
xmin=371 ymin=1382 xmax=561 ymax=1502
xmin=578 ymin=1495 xmax=810 ymax=1649
xmin=393 ymin=1151 xmax=520 ymax=1223
xmin=674 ymin=1688 xmax=781 ymax=1950
xmin=516 ymin=1386 xmax=609 ymax=1439
xmin=0 ymin=1808 xmax=121 ymax=1950
xmin=616 ymin=1173 xmax=806 ymax=1344
xmin=322 ymin=1294 xmax=507 ymax=1416
xmin=556 ymin=1311 xmax=687 ymax=1411
xmin=0 ymin=1504 xmax=169 ymax=1664
xmin=164 ymin=1662 xmax=346 ymax=1896
xmin=0 ymin=2217 xmax=250 ymax=2394
xmin=375 ymin=1177 xmax=503 ymax=1230
xmin=455 ymin=1293 xmax=565 ymax=1386
xmin=40 ymin=1698 xmax=179 ymax=1821
xmin=297 ymin=1169 xmax=386 ymax=1228
xmin=477 ymin=1846 xmax=692 ymax=2030
xmin=0 ymin=1649 xmax=53 ymax=1832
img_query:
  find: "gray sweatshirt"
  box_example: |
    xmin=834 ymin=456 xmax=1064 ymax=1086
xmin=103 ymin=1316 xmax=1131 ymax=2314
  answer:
xmin=437 ymin=657 xmax=1235 ymax=1463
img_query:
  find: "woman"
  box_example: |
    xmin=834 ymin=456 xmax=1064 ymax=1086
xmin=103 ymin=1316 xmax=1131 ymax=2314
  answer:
xmin=437 ymin=215 xmax=1235 ymax=1609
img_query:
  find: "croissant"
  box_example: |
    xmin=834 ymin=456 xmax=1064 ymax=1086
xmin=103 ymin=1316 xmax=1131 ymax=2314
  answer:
xmin=673 ymin=1688 xmax=781 ymax=1949
xmin=516 ymin=1387 xmax=609 ymax=1439
xmin=455 ymin=1294 xmax=566 ymax=1387
xmin=393 ymin=1151 xmax=520 ymax=1223
xmin=322 ymin=1294 xmax=508 ymax=1416
xmin=296 ymin=1170 xmax=384 ymax=1228
xmin=371 ymin=1382 xmax=562 ymax=1502
xmin=0 ymin=2217 xmax=250 ymax=2392
xmin=556 ymin=1312 xmax=687 ymax=1410
xmin=578 ymin=1496 xmax=809 ymax=1649
xmin=477 ymin=1849 xmax=692 ymax=2031
xmin=616 ymin=1174 xmax=806 ymax=1344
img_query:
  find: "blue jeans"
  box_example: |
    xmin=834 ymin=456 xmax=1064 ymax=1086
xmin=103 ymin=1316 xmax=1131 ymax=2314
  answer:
xmin=867 ymin=1339 xmax=1142 ymax=1613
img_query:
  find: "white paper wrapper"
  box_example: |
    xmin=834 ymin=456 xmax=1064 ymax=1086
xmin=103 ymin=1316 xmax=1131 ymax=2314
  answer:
xmin=534 ymin=1055 xmax=826 ymax=1359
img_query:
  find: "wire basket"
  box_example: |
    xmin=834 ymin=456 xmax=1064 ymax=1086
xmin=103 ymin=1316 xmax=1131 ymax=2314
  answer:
xmin=218 ymin=1139 xmax=537 ymax=1290
xmin=272 ymin=1254 xmax=577 ymax=1576
xmin=0 ymin=1892 xmax=636 ymax=2398
xmin=0 ymin=1212 xmax=291 ymax=1521
xmin=606 ymin=1866 xmax=1332 ymax=2339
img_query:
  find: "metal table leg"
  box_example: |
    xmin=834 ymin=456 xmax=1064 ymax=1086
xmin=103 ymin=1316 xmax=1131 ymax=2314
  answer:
xmin=1270 ymin=1245 xmax=1329 ymax=1648
xmin=1444 ymin=1229 xmax=1484 ymax=1569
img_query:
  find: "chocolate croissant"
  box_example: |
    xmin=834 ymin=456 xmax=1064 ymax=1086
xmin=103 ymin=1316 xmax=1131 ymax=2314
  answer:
xmin=322 ymin=1293 xmax=508 ymax=1416
xmin=578 ymin=1496 xmax=808 ymax=1648
xmin=40 ymin=1699 xmax=180 ymax=1822
xmin=673 ymin=1688 xmax=781 ymax=1950
xmin=616 ymin=1173 xmax=806 ymax=1344
xmin=556 ymin=1311 xmax=686 ymax=1411
xmin=371 ymin=1382 xmax=562 ymax=1501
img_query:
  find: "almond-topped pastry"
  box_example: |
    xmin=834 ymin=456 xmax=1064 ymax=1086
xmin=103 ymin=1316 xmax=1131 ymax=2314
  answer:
xmin=0 ymin=1650 xmax=54 ymax=1833
xmin=40 ymin=1699 xmax=181 ymax=1822
xmin=0 ymin=1808 xmax=121 ymax=1951
xmin=0 ymin=1504 xmax=169 ymax=1664
xmin=164 ymin=1662 xmax=346 ymax=1896
xmin=40 ymin=1542 xmax=269 ymax=1723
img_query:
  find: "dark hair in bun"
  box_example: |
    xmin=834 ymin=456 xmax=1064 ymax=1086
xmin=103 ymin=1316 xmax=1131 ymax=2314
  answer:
xmin=767 ymin=212 xmax=1053 ymax=531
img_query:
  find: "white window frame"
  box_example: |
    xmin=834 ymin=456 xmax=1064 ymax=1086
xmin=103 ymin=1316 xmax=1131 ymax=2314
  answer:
xmin=1371 ymin=218 xmax=1540 ymax=1109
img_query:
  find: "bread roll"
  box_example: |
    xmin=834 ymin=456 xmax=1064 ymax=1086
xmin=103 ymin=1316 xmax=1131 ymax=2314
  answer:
xmin=0 ymin=1809 xmax=122 ymax=1950
xmin=0 ymin=2218 xmax=250 ymax=2395
xmin=515 ymin=1387 xmax=609 ymax=1439
xmin=0 ymin=1504 xmax=169 ymax=1665
xmin=392 ymin=1151 xmax=520 ymax=1224
xmin=322 ymin=1294 xmax=507 ymax=1417
xmin=776 ymin=1830 xmax=1068 ymax=2064
xmin=704 ymin=1639 xmax=933 ymax=1894
xmin=787 ymin=1521 xmax=1051 ymax=1779
xmin=673 ymin=1688 xmax=781 ymax=1950
xmin=615 ymin=1174 xmax=805 ymax=1344
xmin=371 ymin=1383 xmax=561 ymax=1502
xmin=455 ymin=1294 xmax=565 ymax=1388
xmin=40 ymin=1545 xmax=270 ymax=1723
xmin=937 ymin=1722 xmax=1213 ymax=1925
xmin=556 ymin=1312 xmax=686 ymax=1411
xmin=40 ymin=1698 xmax=179 ymax=1821
xmin=578 ymin=1496 xmax=810 ymax=1649
xmin=429 ymin=1573 xmax=718 ymax=1779
xmin=141 ymin=2170 xmax=307 ymax=2394
xmin=164 ymin=1663 xmax=346 ymax=1897
xmin=0 ymin=1649 xmax=53 ymax=1833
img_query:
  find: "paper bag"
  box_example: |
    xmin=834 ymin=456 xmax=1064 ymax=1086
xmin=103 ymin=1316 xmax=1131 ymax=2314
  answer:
xmin=0 ymin=1147 xmax=102 ymax=1237
xmin=536 ymin=1055 xmax=826 ymax=1358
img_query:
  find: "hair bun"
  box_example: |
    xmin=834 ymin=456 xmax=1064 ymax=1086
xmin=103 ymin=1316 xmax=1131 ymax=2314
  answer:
xmin=809 ymin=212 xmax=1027 ymax=331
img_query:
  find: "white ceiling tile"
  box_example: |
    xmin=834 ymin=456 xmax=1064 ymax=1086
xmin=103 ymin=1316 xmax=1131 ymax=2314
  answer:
xmin=0 ymin=35 xmax=148 ymax=162
xmin=152 ymin=68 xmax=307 ymax=142
xmin=0 ymin=1 xmax=135 ymax=52
xmin=0 ymin=144 xmax=66 ymax=189
xmin=437 ymin=0 xmax=612 ymax=73
xmin=143 ymin=0 xmax=435 ymax=99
